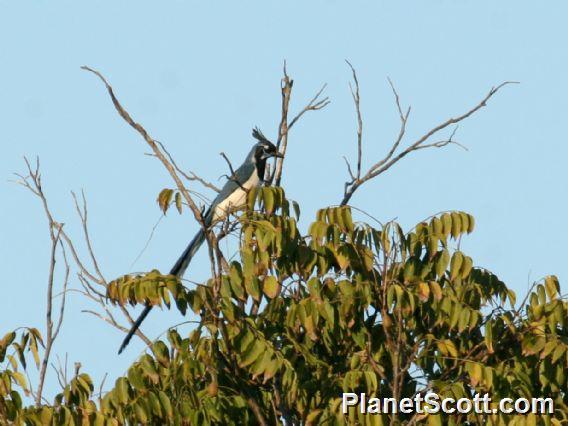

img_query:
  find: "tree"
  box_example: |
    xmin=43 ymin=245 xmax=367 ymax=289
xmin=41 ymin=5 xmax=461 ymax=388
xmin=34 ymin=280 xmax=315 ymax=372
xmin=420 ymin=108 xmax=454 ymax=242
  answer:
xmin=2 ymin=65 xmax=566 ymax=425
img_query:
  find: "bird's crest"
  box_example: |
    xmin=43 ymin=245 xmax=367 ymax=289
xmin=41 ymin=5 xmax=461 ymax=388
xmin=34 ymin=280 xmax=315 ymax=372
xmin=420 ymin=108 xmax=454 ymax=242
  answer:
xmin=252 ymin=127 xmax=273 ymax=146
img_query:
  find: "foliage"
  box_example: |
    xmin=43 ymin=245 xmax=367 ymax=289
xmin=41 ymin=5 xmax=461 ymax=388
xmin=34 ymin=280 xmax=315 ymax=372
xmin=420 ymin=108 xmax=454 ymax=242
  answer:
xmin=2 ymin=187 xmax=568 ymax=425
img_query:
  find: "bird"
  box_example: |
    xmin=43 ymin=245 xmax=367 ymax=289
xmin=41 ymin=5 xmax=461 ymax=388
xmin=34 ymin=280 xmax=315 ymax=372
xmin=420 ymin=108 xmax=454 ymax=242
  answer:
xmin=118 ymin=128 xmax=283 ymax=354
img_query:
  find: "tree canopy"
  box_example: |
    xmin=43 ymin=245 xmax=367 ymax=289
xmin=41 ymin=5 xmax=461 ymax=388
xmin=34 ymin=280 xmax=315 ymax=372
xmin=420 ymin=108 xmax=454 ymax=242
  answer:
xmin=3 ymin=66 xmax=565 ymax=425
xmin=2 ymin=188 xmax=568 ymax=424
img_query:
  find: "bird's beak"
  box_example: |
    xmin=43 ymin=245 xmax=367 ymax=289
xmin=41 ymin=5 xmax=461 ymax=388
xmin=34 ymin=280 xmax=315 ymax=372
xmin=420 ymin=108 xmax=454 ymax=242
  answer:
xmin=274 ymin=151 xmax=284 ymax=158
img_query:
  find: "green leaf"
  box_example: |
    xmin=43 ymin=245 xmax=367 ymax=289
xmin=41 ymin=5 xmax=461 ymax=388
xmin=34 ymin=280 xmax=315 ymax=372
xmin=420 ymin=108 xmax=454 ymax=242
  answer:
xmin=460 ymin=255 xmax=473 ymax=278
xmin=158 ymin=391 xmax=173 ymax=418
xmin=449 ymin=251 xmax=463 ymax=281
xmin=544 ymin=275 xmax=559 ymax=300
xmin=174 ymin=192 xmax=182 ymax=214
xmin=435 ymin=249 xmax=450 ymax=277
xmin=157 ymin=188 xmax=174 ymax=214
xmin=450 ymin=212 xmax=462 ymax=239
xmin=485 ymin=320 xmax=494 ymax=353
xmin=262 ymin=187 xmax=275 ymax=214
xmin=11 ymin=371 xmax=27 ymax=391
xmin=115 ymin=377 xmax=129 ymax=404
xmin=263 ymin=276 xmax=281 ymax=299
xmin=239 ymin=340 xmax=265 ymax=368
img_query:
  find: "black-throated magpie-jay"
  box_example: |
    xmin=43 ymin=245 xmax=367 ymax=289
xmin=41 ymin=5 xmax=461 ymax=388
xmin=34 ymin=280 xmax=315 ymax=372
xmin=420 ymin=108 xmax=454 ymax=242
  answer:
xmin=118 ymin=128 xmax=282 ymax=354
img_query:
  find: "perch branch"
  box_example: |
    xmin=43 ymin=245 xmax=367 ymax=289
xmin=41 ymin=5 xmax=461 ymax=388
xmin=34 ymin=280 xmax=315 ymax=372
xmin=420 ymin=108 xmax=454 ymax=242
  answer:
xmin=271 ymin=61 xmax=330 ymax=186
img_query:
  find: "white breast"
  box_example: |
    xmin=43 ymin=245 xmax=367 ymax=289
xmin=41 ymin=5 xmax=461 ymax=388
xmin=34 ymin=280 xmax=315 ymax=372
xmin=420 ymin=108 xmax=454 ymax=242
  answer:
xmin=212 ymin=172 xmax=260 ymax=222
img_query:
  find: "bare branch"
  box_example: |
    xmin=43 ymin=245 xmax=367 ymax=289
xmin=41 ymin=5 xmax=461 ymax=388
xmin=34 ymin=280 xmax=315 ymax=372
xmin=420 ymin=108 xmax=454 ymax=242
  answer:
xmin=155 ymin=139 xmax=221 ymax=193
xmin=271 ymin=61 xmax=330 ymax=187
xmin=51 ymin=353 xmax=68 ymax=391
xmin=71 ymin=190 xmax=105 ymax=282
xmin=342 ymin=156 xmax=356 ymax=181
xmin=82 ymin=310 xmax=130 ymax=333
xmin=272 ymin=62 xmax=293 ymax=187
xmin=16 ymin=155 xmax=152 ymax=350
xmin=219 ymin=151 xmax=246 ymax=191
xmin=82 ymin=66 xmax=219 ymax=348
xmin=346 ymin=60 xmax=363 ymax=180
xmin=219 ymin=152 xmax=237 ymax=178
xmin=63 ymin=232 xmax=106 ymax=287
xmin=288 ymin=83 xmax=330 ymax=130
xmin=52 ymin=244 xmax=70 ymax=342
xmin=35 ymin=223 xmax=62 ymax=406
xmin=340 ymin=72 xmax=517 ymax=206
xmin=97 ymin=373 xmax=108 ymax=404
xmin=81 ymin=66 xmax=205 ymax=229
xmin=15 ymin=158 xmax=70 ymax=407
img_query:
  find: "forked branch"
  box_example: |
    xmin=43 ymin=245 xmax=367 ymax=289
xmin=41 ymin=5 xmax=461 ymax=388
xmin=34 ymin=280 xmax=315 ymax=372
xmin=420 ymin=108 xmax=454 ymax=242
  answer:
xmin=340 ymin=63 xmax=517 ymax=206
xmin=81 ymin=66 xmax=206 ymax=230
xmin=271 ymin=62 xmax=330 ymax=186
xmin=15 ymin=158 xmax=70 ymax=407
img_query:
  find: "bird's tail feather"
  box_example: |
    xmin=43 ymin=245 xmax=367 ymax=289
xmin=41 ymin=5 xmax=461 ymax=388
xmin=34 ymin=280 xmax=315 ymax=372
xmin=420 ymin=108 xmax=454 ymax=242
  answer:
xmin=169 ymin=229 xmax=206 ymax=277
xmin=118 ymin=228 xmax=207 ymax=354
xmin=118 ymin=304 xmax=152 ymax=354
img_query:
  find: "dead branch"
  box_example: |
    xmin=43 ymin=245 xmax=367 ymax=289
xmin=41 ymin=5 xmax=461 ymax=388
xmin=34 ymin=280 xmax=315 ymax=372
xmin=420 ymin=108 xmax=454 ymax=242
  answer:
xmin=288 ymin=83 xmax=330 ymax=130
xmin=71 ymin=190 xmax=105 ymax=282
xmin=81 ymin=310 xmax=129 ymax=333
xmin=346 ymin=61 xmax=363 ymax=181
xmin=340 ymin=63 xmax=517 ymax=206
xmin=81 ymin=66 xmax=205 ymax=229
xmin=271 ymin=62 xmax=330 ymax=187
xmin=51 ymin=353 xmax=68 ymax=391
xmin=219 ymin=151 xmax=245 ymax=191
xmin=272 ymin=62 xmax=292 ymax=187
xmin=16 ymin=158 xmax=69 ymax=407
xmin=67 ymin=190 xmax=151 ymax=345
xmin=35 ymin=223 xmax=63 ymax=406
xmin=155 ymin=139 xmax=221 ymax=193
xmin=82 ymin=66 xmax=225 ymax=347
xmin=16 ymin=156 xmax=152 ymax=353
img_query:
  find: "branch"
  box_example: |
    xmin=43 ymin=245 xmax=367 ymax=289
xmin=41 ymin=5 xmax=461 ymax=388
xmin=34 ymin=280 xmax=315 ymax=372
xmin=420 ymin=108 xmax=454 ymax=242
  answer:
xmin=82 ymin=310 xmax=129 ymax=333
xmin=272 ymin=62 xmax=293 ymax=187
xmin=51 ymin=354 xmax=68 ymax=391
xmin=71 ymin=190 xmax=105 ymax=282
xmin=340 ymin=67 xmax=517 ymax=205
xmin=16 ymin=158 xmax=69 ymax=407
xmin=154 ymin=139 xmax=221 ymax=193
xmin=81 ymin=66 xmax=205 ymax=229
xmin=82 ymin=66 xmax=218 ymax=346
xmin=36 ymin=223 xmax=63 ymax=407
xmin=271 ymin=61 xmax=330 ymax=187
xmin=288 ymin=83 xmax=330 ymax=130
xmin=346 ymin=60 xmax=363 ymax=180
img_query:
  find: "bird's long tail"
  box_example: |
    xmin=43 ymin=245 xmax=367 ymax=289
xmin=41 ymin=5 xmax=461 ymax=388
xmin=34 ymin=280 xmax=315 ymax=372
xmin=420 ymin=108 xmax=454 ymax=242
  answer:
xmin=169 ymin=229 xmax=206 ymax=277
xmin=118 ymin=228 xmax=207 ymax=354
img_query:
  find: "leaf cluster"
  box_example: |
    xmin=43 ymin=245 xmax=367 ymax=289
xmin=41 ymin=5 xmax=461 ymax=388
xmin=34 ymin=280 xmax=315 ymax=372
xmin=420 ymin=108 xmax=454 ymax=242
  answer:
xmin=2 ymin=190 xmax=568 ymax=425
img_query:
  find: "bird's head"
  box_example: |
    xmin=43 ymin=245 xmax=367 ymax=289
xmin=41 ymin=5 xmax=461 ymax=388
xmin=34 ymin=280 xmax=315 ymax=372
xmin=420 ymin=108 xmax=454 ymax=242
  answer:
xmin=252 ymin=127 xmax=283 ymax=161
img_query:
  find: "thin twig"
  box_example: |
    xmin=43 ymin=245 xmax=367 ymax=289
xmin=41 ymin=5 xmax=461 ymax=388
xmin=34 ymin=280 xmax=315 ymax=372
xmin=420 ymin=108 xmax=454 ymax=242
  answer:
xmin=340 ymin=65 xmax=517 ymax=205
xmin=82 ymin=310 xmax=130 ymax=333
xmin=219 ymin=152 xmax=245 ymax=191
xmin=288 ymin=83 xmax=330 ymax=130
xmin=155 ymin=139 xmax=221 ymax=193
xmin=16 ymin=158 xmax=68 ymax=407
xmin=82 ymin=65 xmax=215 ymax=348
xmin=346 ymin=60 xmax=363 ymax=180
xmin=71 ymin=190 xmax=105 ymax=282
xmin=81 ymin=66 xmax=205 ymax=228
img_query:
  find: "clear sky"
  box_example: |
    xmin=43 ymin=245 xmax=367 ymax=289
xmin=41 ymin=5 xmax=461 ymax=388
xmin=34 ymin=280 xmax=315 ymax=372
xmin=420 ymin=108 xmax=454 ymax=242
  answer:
xmin=1 ymin=1 xmax=567 ymax=402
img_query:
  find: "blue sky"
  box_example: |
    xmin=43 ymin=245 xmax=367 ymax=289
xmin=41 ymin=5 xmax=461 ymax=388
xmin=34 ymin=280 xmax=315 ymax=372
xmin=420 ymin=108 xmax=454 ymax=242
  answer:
xmin=1 ymin=1 xmax=567 ymax=402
